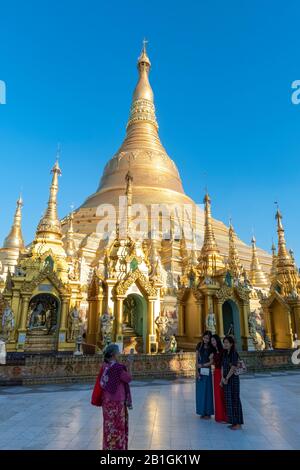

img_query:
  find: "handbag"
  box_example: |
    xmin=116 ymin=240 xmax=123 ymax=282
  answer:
xmin=200 ymin=367 xmax=210 ymax=376
xmin=234 ymin=359 xmax=247 ymax=376
xmin=91 ymin=366 xmax=104 ymax=407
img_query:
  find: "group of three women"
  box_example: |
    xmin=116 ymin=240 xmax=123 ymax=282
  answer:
xmin=196 ymin=331 xmax=244 ymax=430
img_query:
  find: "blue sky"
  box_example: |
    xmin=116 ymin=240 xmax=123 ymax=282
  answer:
xmin=0 ymin=0 xmax=299 ymax=262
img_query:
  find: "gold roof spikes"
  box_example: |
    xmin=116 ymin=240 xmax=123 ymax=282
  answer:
xmin=65 ymin=211 xmax=76 ymax=258
xmin=228 ymin=222 xmax=243 ymax=278
xmin=197 ymin=193 xmax=225 ymax=277
xmin=3 ymin=195 xmax=25 ymax=250
xmin=36 ymin=159 xmax=62 ymax=240
xmin=249 ymin=235 xmax=269 ymax=288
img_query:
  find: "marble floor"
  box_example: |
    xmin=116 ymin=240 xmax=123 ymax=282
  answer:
xmin=0 ymin=371 xmax=300 ymax=450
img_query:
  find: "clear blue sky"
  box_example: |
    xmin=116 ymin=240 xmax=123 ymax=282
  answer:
xmin=0 ymin=0 xmax=299 ymax=262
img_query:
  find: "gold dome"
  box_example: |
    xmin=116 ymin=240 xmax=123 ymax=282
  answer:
xmin=72 ymin=44 xmax=272 ymax=277
xmin=81 ymin=42 xmax=188 ymax=212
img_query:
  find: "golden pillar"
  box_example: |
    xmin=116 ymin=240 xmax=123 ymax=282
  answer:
xmin=20 ymin=295 xmax=30 ymax=330
xmin=87 ymin=297 xmax=98 ymax=345
xmin=115 ymin=297 xmax=124 ymax=343
xmin=195 ymin=300 xmax=202 ymax=338
xmin=146 ymin=299 xmax=155 ymax=354
xmin=241 ymin=302 xmax=250 ymax=350
xmin=16 ymin=294 xmax=30 ymax=349
xmin=60 ymin=297 xmax=69 ymax=331
xmin=216 ymin=302 xmax=224 ymax=337
xmin=177 ymin=301 xmax=185 ymax=336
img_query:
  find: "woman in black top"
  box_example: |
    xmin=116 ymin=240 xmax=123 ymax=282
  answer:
xmin=221 ymin=335 xmax=244 ymax=430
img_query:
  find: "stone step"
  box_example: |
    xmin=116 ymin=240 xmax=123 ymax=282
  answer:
xmin=24 ymin=335 xmax=57 ymax=353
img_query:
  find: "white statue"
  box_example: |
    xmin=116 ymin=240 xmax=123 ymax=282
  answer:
xmin=1 ymin=305 xmax=15 ymax=341
xmin=206 ymin=310 xmax=216 ymax=334
xmin=68 ymin=307 xmax=81 ymax=341
xmin=0 ymin=339 xmax=6 ymax=364
xmin=248 ymin=310 xmax=265 ymax=351
xmin=155 ymin=314 xmax=170 ymax=352
xmin=100 ymin=311 xmax=114 ymax=348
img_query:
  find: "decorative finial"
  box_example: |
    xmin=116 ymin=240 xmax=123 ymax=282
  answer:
xmin=2 ymin=195 xmax=25 ymax=250
xmin=249 ymin=233 xmax=268 ymax=288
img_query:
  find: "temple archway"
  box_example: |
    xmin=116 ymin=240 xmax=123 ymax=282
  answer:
xmin=25 ymin=293 xmax=60 ymax=352
xmin=123 ymin=293 xmax=147 ymax=352
xmin=222 ymin=299 xmax=242 ymax=350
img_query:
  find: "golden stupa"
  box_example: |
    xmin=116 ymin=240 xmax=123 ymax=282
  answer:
xmin=6 ymin=43 xmax=299 ymax=356
xmin=70 ymin=43 xmax=271 ymax=276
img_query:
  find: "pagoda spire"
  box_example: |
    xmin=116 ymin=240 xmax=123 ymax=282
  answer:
xmin=35 ymin=159 xmax=62 ymax=241
xmin=3 ymin=195 xmax=25 ymax=250
xmin=0 ymin=195 xmax=25 ymax=279
xmin=271 ymin=208 xmax=299 ymax=295
xmin=228 ymin=221 xmax=243 ymax=278
xmin=126 ymin=40 xmax=158 ymax=130
xmin=249 ymin=235 xmax=269 ymax=288
xmin=275 ymin=208 xmax=294 ymax=270
xmin=197 ymin=193 xmax=224 ymax=277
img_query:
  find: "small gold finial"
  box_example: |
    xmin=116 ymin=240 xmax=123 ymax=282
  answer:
xmin=228 ymin=221 xmax=243 ymax=278
xmin=35 ymin=157 xmax=62 ymax=240
xmin=249 ymin=233 xmax=268 ymax=288
xmin=2 ymin=195 xmax=25 ymax=250
xmin=197 ymin=192 xmax=224 ymax=276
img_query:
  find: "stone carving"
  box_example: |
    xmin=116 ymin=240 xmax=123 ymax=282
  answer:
xmin=68 ymin=307 xmax=81 ymax=341
xmin=248 ymin=310 xmax=265 ymax=351
xmin=216 ymin=285 xmax=233 ymax=303
xmin=1 ymin=305 xmax=15 ymax=341
xmin=206 ymin=310 xmax=217 ymax=335
xmin=100 ymin=311 xmax=114 ymax=349
xmin=155 ymin=314 xmax=171 ymax=353
xmin=115 ymin=269 xmax=157 ymax=297
xmin=165 ymin=334 xmax=177 ymax=353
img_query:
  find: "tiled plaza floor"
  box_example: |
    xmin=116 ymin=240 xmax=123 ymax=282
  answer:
xmin=0 ymin=371 xmax=300 ymax=450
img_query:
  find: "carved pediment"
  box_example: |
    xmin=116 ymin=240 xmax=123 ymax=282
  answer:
xmin=114 ymin=269 xmax=157 ymax=297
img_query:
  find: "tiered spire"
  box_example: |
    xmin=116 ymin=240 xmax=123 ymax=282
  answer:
xmin=272 ymin=208 xmax=299 ymax=295
xmin=126 ymin=40 xmax=158 ymax=130
xmin=0 ymin=195 xmax=25 ymax=279
xmin=275 ymin=209 xmax=294 ymax=270
xmin=197 ymin=193 xmax=224 ymax=277
xmin=35 ymin=159 xmax=62 ymax=241
xmin=3 ymin=196 xmax=25 ymax=250
xmin=249 ymin=235 xmax=269 ymax=288
xmin=228 ymin=222 xmax=243 ymax=278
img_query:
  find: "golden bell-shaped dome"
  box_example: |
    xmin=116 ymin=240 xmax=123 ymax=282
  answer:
xmin=82 ymin=42 xmax=189 ymax=212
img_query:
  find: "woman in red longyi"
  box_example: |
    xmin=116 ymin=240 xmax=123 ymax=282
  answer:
xmin=210 ymin=334 xmax=227 ymax=423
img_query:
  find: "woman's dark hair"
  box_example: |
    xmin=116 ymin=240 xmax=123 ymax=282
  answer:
xmin=196 ymin=330 xmax=212 ymax=352
xmin=223 ymin=335 xmax=236 ymax=352
xmin=103 ymin=343 xmax=119 ymax=363
xmin=211 ymin=334 xmax=223 ymax=353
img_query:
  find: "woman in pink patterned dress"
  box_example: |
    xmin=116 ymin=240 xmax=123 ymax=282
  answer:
xmin=101 ymin=344 xmax=132 ymax=450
